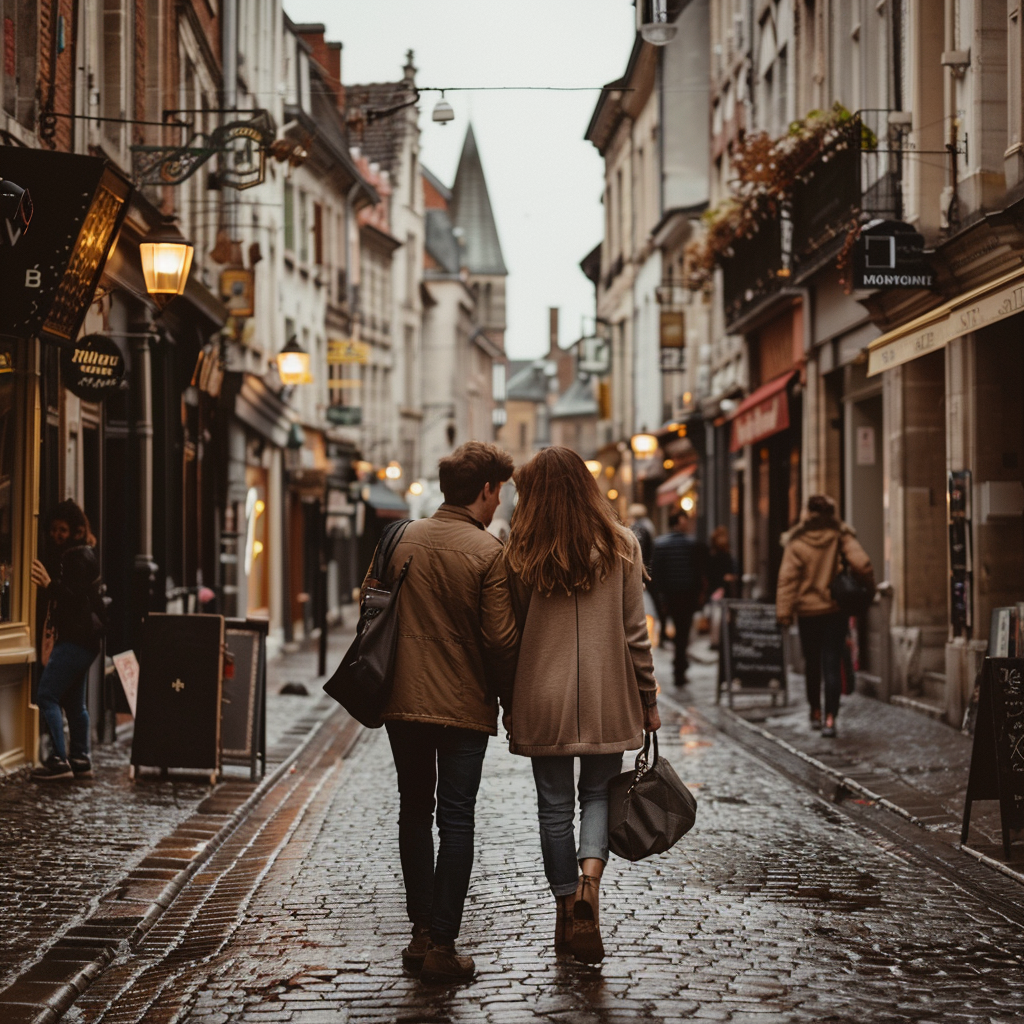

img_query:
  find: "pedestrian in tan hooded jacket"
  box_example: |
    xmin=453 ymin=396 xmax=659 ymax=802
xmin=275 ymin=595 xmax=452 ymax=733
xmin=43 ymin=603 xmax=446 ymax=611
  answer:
xmin=776 ymin=494 xmax=874 ymax=738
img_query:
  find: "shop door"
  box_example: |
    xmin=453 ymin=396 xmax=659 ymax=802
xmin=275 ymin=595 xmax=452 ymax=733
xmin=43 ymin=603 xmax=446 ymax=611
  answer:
xmin=845 ymin=395 xmax=884 ymax=577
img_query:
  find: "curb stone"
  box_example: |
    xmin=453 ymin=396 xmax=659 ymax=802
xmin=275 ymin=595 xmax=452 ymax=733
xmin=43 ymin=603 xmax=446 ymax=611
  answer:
xmin=0 ymin=697 xmax=342 ymax=1024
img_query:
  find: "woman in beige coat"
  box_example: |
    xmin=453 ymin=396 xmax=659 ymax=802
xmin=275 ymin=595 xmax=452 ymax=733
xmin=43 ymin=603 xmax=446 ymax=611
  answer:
xmin=504 ymin=447 xmax=661 ymax=964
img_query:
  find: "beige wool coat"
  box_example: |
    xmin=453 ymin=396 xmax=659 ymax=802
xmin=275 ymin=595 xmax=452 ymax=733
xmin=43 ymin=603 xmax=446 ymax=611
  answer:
xmin=507 ymin=529 xmax=659 ymax=757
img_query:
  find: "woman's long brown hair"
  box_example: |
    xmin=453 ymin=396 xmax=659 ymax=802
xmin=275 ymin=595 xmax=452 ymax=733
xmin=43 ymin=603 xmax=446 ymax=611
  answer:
xmin=505 ymin=446 xmax=635 ymax=595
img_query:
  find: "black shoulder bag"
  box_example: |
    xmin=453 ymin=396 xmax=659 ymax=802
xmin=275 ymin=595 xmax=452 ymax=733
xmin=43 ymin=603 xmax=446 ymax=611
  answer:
xmin=323 ymin=519 xmax=412 ymax=727
xmin=607 ymin=731 xmax=697 ymax=861
xmin=829 ymin=544 xmax=873 ymax=617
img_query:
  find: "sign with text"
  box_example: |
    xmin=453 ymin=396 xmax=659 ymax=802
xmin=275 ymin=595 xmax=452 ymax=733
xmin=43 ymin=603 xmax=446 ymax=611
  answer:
xmin=112 ymin=650 xmax=140 ymax=718
xmin=854 ymin=220 xmax=934 ymax=290
xmin=718 ymin=600 xmax=787 ymax=708
xmin=327 ymin=338 xmax=370 ymax=365
xmin=60 ymin=334 xmax=125 ymax=400
xmin=730 ymin=391 xmax=790 ymax=451
xmin=659 ymin=310 xmax=685 ymax=348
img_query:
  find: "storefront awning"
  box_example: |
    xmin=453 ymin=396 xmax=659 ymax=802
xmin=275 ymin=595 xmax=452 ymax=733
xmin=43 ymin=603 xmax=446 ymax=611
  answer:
xmin=362 ymin=481 xmax=409 ymax=520
xmin=656 ymin=468 xmax=696 ymax=507
xmin=867 ymin=267 xmax=1024 ymax=376
xmin=729 ymin=371 xmax=795 ymax=452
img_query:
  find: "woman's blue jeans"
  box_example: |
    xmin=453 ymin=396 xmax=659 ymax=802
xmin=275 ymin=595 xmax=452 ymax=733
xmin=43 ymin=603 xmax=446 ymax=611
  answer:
xmin=530 ymin=753 xmax=623 ymax=897
xmin=36 ymin=642 xmax=95 ymax=762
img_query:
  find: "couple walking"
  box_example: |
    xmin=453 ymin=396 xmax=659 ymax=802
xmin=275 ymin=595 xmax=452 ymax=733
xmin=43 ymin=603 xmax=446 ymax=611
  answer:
xmin=366 ymin=442 xmax=660 ymax=983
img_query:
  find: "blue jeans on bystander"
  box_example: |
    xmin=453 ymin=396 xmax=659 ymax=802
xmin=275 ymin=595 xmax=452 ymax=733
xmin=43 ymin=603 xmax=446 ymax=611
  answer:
xmin=36 ymin=641 xmax=95 ymax=762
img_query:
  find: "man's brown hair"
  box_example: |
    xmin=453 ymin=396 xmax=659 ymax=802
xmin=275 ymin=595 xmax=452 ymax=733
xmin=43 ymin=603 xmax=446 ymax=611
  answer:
xmin=438 ymin=441 xmax=514 ymax=506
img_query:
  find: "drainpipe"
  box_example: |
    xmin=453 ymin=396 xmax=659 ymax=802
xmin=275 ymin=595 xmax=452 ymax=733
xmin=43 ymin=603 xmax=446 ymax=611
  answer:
xmin=222 ymin=0 xmax=238 ymax=236
xmin=132 ymin=325 xmax=159 ymax=634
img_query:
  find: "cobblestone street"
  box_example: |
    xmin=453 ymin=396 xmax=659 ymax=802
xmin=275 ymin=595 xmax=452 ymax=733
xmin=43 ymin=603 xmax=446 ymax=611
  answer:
xmin=53 ymin=651 xmax=1024 ymax=1024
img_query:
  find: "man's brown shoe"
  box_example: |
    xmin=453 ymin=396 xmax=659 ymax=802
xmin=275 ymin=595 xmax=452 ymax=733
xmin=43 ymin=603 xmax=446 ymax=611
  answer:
xmin=420 ymin=944 xmax=475 ymax=984
xmin=401 ymin=923 xmax=431 ymax=971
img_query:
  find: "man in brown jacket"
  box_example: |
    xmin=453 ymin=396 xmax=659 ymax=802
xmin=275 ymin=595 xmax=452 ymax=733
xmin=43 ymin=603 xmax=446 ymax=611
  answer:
xmin=372 ymin=442 xmax=517 ymax=983
xmin=776 ymin=494 xmax=874 ymax=737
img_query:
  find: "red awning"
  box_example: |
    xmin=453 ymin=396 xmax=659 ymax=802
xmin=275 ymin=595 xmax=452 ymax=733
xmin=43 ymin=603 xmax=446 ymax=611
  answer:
xmin=729 ymin=371 xmax=795 ymax=452
xmin=656 ymin=468 xmax=696 ymax=507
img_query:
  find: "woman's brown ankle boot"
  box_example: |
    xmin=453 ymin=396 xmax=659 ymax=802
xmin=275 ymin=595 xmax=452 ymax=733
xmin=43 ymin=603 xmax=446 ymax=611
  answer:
xmin=570 ymin=874 xmax=604 ymax=963
xmin=554 ymin=893 xmax=575 ymax=953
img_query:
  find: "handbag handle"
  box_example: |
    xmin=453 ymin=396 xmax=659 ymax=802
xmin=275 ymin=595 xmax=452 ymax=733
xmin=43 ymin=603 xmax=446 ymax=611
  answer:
xmin=634 ymin=730 xmax=659 ymax=772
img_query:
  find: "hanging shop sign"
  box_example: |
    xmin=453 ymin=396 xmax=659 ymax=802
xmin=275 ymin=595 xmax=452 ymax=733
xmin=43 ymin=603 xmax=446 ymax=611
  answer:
xmin=0 ymin=148 xmax=132 ymax=344
xmin=220 ymin=266 xmax=254 ymax=317
xmin=577 ymin=335 xmax=611 ymax=376
xmin=326 ymin=405 xmax=363 ymax=426
xmin=660 ymin=310 xmax=685 ymax=348
xmin=853 ymin=220 xmax=934 ymax=290
xmin=60 ymin=334 xmax=126 ymax=400
xmin=327 ymin=338 xmax=370 ymax=365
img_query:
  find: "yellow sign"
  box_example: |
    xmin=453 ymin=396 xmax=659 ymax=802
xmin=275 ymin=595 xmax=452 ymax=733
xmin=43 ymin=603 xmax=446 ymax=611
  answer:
xmin=327 ymin=339 xmax=370 ymax=365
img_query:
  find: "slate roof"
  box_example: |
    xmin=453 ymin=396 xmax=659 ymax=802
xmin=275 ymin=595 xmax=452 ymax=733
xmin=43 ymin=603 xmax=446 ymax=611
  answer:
xmin=551 ymin=376 xmax=599 ymax=419
xmin=346 ymin=80 xmax=416 ymax=173
xmin=507 ymin=361 xmax=549 ymax=403
xmin=424 ymin=208 xmax=461 ymax=275
xmin=450 ymin=125 xmax=507 ymax=276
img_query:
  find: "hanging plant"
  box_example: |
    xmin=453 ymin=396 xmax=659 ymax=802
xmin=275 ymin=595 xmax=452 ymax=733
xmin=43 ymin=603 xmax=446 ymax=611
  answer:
xmin=684 ymin=103 xmax=862 ymax=289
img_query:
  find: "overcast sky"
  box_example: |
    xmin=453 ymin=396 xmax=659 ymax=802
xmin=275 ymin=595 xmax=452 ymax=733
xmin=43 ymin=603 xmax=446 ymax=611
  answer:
xmin=283 ymin=0 xmax=636 ymax=359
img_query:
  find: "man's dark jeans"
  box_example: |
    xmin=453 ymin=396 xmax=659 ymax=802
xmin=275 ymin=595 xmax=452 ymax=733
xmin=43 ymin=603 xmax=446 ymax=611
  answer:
xmin=385 ymin=720 xmax=489 ymax=947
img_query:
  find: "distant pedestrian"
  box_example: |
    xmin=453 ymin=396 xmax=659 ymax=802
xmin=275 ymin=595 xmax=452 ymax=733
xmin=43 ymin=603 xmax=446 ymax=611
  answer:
xmin=707 ymin=526 xmax=738 ymax=599
xmin=366 ymin=442 xmax=517 ymax=984
xmin=29 ymin=500 xmax=105 ymax=781
xmin=650 ymin=509 xmax=709 ymax=686
xmin=504 ymin=447 xmax=660 ymax=964
xmin=776 ymin=495 xmax=874 ymax=738
xmin=626 ymin=502 xmax=655 ymax=572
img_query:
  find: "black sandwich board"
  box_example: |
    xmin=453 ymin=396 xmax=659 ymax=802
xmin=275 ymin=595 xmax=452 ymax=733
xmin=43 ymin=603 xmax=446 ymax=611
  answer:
xmin=131 ymin=613 xmax=224 ymax=782
xmin=221 ymin=617 xmax=268 ymax=781
xmin=961 ymin=657 xmax=1024 ymax=859
xmin=717 ymin=600 xmax=787 ymax=708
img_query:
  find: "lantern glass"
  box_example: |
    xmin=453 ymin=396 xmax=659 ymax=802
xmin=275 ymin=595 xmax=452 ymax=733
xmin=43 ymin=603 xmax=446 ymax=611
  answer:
xmin=630 ymin=432 xmax=659 ymax=457
xmin=140 ymin=241 xmax=194 ymax=296
xmin=277 ymin=341 xmax=312 ymax=385
xmin=385 ymin=460 xmax=402 ymax=480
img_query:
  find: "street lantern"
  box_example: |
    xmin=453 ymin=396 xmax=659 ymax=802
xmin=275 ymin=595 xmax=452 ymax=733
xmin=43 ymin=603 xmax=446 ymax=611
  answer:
xmin=277 ymin=335 xmax=312 ymax=385
xmin=630 ymin=432 xmax=658 ymax=457
xmin=408 ymin=481 xmax=424 ymax=496
xmin=140 ymin=221 xmax=194 ymax=299
xmin=638 ymin=0 xmax=677 ymax=45
xmin=584 ymin=459 xmax=602 ymax=477
xmin=432 ymin=96 xmax=455 ymax=125
xmin=385 ymin=460 xmax=402 ymax=481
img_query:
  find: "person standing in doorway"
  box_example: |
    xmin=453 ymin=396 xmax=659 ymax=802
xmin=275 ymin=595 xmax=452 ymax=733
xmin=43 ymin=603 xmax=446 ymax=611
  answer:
xmin=29 ymin=500 xmax=104 ymax=781
xmin=368 ymin=442 xmax=518 ymax=984
xmin=650 ymin=509 xmax=708 ymax=686
xmin=776 ymin=494 xmax=874 ymax=738
xmin=504 ymin=447 xmax=660 ymax=964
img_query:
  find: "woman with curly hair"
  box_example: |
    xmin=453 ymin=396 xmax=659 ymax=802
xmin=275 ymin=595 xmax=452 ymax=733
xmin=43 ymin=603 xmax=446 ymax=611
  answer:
xmin=504 ymin=446 xmax=660 ymax=963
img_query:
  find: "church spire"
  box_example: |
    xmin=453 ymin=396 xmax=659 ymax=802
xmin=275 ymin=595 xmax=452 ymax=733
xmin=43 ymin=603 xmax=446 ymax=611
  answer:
xmin=449 ymin=124 xmax=507 ymax=276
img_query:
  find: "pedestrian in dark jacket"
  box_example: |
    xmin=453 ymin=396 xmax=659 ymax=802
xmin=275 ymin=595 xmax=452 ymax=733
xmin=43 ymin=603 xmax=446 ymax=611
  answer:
xmin=626 ymin=503 xmax=655 ymax=572
xmin=30 ymin=500 xmax=104 ymax=781
xmin=650 ymin=510 xmax=708 ymax=686
xmin=363 ymin=442 xmax=518 ymax=984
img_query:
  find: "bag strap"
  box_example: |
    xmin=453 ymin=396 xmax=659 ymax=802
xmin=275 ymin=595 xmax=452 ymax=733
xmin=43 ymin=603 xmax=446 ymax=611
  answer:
xmin=373 ymin=519 xmax=412 ymax=582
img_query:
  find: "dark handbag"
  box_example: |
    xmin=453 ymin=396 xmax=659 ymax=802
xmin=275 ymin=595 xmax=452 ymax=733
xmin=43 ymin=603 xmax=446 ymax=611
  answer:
xmin=607 ymin=731 xmax=697 ymax=861
xmin=323 ymin=520 xmax=412 ymax=727
xmin=830 ymin=547 xmax=873 ymax=616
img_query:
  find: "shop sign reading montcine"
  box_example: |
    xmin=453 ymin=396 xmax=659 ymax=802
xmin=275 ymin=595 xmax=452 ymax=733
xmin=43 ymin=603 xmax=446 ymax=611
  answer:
xmin=60 ymin=334 xmax=126 ymax=400
xmin=853 ymin=220 xmax=934 ymax=290
xmin=0 ymin=148 xmax=132 ymax=344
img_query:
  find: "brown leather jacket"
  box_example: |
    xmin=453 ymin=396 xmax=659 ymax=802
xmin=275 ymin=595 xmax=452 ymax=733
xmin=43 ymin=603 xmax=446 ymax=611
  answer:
xmin=776 ymin=515 xmax=875 ymax=623
xmin=366 ymin=504 xmax=518 ymax=735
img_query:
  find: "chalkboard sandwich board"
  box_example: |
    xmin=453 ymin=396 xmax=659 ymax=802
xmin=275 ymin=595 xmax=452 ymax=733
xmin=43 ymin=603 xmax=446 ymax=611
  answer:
xmin=221 ymin=617 xmax=269 ymax=781
xmin=718 ymin=600 xmax=787 ymax=708
xmin=962 ymin=657 xmax=1024 ymax=859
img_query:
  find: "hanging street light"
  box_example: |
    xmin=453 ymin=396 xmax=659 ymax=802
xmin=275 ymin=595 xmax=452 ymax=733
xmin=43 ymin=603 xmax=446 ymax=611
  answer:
xmin=139 ymin=220 xmax=194 ymax=302
xmin=584 ymin=459 xmax=602 ymax=477
xmin=432 ymin=94 xmax=455 ymax=125
xmin=638 ymin=0 xmax=677 ymax=45
xmin=385 ymin=460 xmax=402 ymax=481
xmin=277 ymin=335 xmax=313 ymax=385
xmin=630 ymin=432 xmax=658 ymax=457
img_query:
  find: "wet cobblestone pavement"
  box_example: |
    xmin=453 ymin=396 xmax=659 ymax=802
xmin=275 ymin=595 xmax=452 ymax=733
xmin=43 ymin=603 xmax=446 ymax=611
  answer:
xmin=61 ymin=651 xmax=1024 ymax=1024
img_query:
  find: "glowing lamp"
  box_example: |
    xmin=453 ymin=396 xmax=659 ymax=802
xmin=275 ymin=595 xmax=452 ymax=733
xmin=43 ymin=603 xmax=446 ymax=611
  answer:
xmin=608 ymin=488 xmax=619 ymax=500
xmin=681 ymin=495 xmax=695 ymax=513
xmin=277 ymin=335 xmax=312 ymax=385
xmin=584 ymin=460 xmax=602 ymax=477
xmin=140 ymin=221 xmax=194 ymax=298
xmin=408 ymin=481 xmax=424 ymax=496
xmin=630 ymin=432 xmax=658 ymax=458
xmin=385 ymin=460 xmax=402 ymax=481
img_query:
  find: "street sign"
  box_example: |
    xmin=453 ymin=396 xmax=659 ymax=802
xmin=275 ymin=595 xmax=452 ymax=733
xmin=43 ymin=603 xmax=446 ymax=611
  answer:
xmin=854 ymin=220 xmax=934 ymax=289
xmin=577 ymin=335 xmax=610 ymax=376
xmin=327 ymin=338 xmax=370 ymax=364
xmin=326 ymin=405 xmax=362 ymax=426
